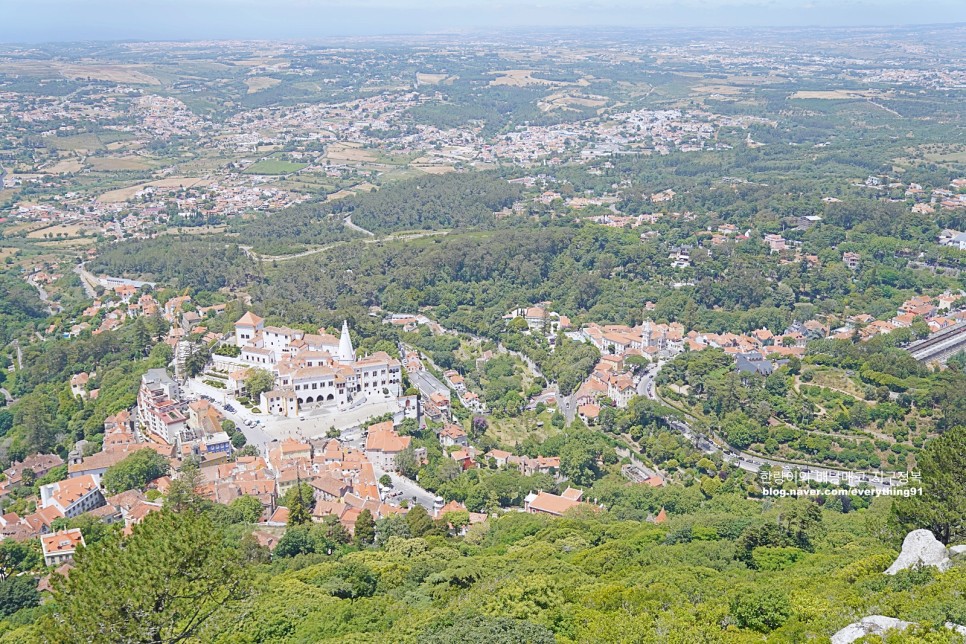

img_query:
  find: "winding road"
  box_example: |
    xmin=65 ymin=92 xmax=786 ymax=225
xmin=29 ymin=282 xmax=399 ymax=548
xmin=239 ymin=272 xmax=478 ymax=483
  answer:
xmin=343 ymin=215 xmax=374 ymax=237
xmin=240 ymin=228 xmax=449 ymax=264
xmin=26 ymin=277 xmax=61 ymax=314
xmin=640 ymin=363 xmax=893 ymax=489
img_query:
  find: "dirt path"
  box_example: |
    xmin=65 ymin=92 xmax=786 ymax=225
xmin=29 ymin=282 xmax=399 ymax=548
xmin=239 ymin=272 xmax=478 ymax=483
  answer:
xmin=240 ymin=229 xmax=449 ymax=263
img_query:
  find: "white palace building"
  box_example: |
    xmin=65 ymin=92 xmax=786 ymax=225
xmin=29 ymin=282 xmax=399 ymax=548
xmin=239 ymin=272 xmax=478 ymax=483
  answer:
xmin=231 ymin=312 xmax=402 ymax=417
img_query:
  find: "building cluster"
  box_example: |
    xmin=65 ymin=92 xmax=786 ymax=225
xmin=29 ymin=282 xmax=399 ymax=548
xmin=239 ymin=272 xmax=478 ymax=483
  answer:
xmin=130 ymin=369 xmax=234 ymax=458
xmin=568 ymin=288 xmax=966 ymax=422
xmin=845 ymin=292 xmax=966 ymax=340
xmin=441 ymin=370 xmax=483 ymax=413
xmin=571 ymin=318 xmax=815 ymax=419
xmin=0 ymin=412 xmax=468 ymax=570
xmin=0 ymin=452 xmax=165 ymax=556
xmin=222 ymin=314 xmax=402 ymax=417
xmin=502 ymin=305 xmax=571 ymax=341
xmin=862 ymin=176 xmax=966 ymax=212
xmin=483 ymin=449 xmax=561 ymax=478
xmin=207 ymin=426 xmax=418 ymax=536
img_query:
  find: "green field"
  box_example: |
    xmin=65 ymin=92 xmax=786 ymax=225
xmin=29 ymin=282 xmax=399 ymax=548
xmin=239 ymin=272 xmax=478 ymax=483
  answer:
xmin=45 ymin=133 xmax=105 ymax=151
xmin=486 ymin=410 xmax=559 ymax=446
xmin=242 ymin=159 xmax=307 ymax=175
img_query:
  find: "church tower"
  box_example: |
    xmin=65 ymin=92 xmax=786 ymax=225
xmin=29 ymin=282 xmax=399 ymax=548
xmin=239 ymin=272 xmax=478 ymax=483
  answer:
xmin=642 ymin=319 xmax=652 ymax=348
xmin=337 ymin=320 xmax=356 ymax=364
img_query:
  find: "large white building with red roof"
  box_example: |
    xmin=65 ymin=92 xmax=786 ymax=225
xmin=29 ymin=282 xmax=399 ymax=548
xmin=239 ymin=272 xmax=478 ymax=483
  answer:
xmin=231 ymin=316 xmax=402 ymax=417
xmin=137 ymin=369 xmax=188 ymax=445
xmin=39 ymin=475 xmax=105 ymax=519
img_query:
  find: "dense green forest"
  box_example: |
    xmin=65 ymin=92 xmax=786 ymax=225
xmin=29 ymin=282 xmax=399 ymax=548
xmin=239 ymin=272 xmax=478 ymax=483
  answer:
xmin=327 ymin=172 xmax=522 ymax=233
xmin=229 ymin=204 xmax=361 ymax=255
xmin=0 ymin=274 xmax=48 ymax=346
xmin=87 ymin=237 xmax=257 ymax=291
xmin=2 ymin=317 xmax=171 ymax=463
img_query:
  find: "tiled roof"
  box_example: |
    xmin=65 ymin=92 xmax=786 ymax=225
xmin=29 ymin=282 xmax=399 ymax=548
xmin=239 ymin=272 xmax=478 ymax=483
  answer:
xmin=365 ymin=426 xmax=411 ymax=453
xmin=235 ymin=311 xmax=264 ymax=327
xmin=41 ymin=529 xmax=85 ymax=556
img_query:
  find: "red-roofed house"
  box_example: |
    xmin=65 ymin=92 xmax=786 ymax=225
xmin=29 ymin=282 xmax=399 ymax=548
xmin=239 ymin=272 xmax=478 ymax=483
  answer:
xmin=439 ymin=424 xmax=469 ymax=448
xmin=41 ymin=529 xmax=85 ymax=566
xmin=524 ymin=488 xmax=588 ymax=517
xmin=365 ymin=422 xmax=412 ymax=470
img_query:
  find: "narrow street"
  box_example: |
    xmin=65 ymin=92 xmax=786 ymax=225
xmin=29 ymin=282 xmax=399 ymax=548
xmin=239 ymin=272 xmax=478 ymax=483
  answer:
xmin=371 ymin=463 xmax=438 ymax=511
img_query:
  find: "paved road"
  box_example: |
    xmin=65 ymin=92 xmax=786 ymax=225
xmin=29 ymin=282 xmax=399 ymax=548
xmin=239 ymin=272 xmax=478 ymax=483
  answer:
xmin=25 ymin=275 xmax=62 ymax=314
xmin=396 ymin=317 xmax=546 ymax=382
xmin=240 ymin=229 xmax=449 ymax=264
xmin=642 ymin=364 xmax=892 ymax=489
xmin=240 ymin=242 xmax=345 ymax=264
xmin=183 ymin=376 xmax=404 ymax=451
xmin=0 ymin=387 xmax=14 ymax=405
xmin=343 ymin=215 xmax=374 ymax=237
xmin=73 ymin=263 xmax=100 ymax=299
xmin=636 ymin=362 xmax=661 ymax=399
xmin=558 ymin=390 xmax=576 ymax=423
xmin=11 ymin=340 xmax=23 ymax=370
xmin=372 ymin=463 xmax=438 ymax=511
xmin=401 ymin=344 xmax=450 ymax=397
xmin=181 ymin=378 xmax=277 ymax=451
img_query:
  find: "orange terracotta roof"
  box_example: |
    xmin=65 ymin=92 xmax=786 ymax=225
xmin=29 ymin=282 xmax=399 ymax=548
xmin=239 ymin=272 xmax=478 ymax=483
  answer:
xmin=41 ymin=529 xmax=85 ymax=556
xmin=236 ymin=311 xmax=264 ymax=327
xmin=527 ymin=491 xmax=584 ymax=516
xmin=366 ymin=427 xmax=411 ymax=453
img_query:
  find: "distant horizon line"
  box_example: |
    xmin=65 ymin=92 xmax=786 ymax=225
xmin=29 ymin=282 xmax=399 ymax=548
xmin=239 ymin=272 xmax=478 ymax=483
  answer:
xmin=1 ymin=21 xmax=964 ymax=46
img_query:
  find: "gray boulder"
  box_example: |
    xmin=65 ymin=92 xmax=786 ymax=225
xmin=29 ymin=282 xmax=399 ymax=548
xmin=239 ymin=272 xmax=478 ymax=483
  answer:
xmin=831 ymin=616 xmax=915 ymax=644
xmin=832 ymin=616 xmax=966 ymax=644
xmin=884 ymin=529 xmax=951 ymax=575
xmin=949 ymin=545 xmax=966 ymax=556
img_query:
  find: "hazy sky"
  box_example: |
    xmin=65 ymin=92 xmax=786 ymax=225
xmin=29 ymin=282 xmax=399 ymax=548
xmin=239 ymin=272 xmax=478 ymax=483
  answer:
xmin=4 ymin=0 xmax=965 ymax=42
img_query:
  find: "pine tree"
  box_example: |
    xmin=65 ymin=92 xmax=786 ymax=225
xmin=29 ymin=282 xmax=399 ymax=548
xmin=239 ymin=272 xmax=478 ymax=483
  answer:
xmin=132 ymin=317 xmax=150 ymax=356
xmin=405 ymin=504 xmax=433 ymax=537
xmin=287 ymin=474 xmax=311 ymax=526
xmin=44 ymin=509 xmax=248 ymax=642
xmin=354 ymin=509 xmax=376 ymax=546
xmin=892 ymin=425 xmax=966 ymax=544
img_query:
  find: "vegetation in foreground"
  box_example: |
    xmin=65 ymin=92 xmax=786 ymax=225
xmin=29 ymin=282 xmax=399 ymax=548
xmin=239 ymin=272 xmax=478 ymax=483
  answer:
xmin=0 ymin=427 xmax=964 ymax=643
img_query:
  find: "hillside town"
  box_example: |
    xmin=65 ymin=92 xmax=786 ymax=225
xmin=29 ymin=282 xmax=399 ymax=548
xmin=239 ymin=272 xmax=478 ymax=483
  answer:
xmin=2 ymin=28 xmax=966 ymax=643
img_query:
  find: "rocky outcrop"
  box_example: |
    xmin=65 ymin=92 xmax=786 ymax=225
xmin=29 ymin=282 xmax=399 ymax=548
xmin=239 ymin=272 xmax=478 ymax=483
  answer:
xmin=831 ymin=616 xmax=966 ymax=644
xmin=831 ymin=616 xmax=915 ymax=644
xmin=884 ymin=529 xmax=951 ymax=575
